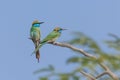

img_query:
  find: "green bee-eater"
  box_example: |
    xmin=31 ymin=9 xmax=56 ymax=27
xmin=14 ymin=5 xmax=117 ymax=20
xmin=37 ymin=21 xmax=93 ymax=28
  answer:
xmin=30 ymin=20 xmax=44 ymax=62
xmin=33 ymin=27 xmax=67 ymax=53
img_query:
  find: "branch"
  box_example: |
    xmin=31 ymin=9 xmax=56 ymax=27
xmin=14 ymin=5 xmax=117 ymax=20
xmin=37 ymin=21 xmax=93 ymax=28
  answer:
xmin=49 ymin=42 xmax=119 ymax=80
xmin=95 ymin=71 xmax=107 ymax=79
xmin=99 ymin=63 xmax=119 ymax=80
xmin=80 ymin=71 xmax=96 ymax=80
xmin=51 ymin=42 xmax=96 ymax=59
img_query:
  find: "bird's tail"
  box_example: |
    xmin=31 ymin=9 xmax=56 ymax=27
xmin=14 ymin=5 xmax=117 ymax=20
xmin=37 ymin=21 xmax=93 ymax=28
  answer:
xmin=32 ymin=41 xmax=46 ymax=54
xmin=32 ymin=44 xmax=42 ymax=54
xmin=36 ymin=49 xmax=40 ymax=63
xmin=35 ymin=41 xmax=40 ymax=63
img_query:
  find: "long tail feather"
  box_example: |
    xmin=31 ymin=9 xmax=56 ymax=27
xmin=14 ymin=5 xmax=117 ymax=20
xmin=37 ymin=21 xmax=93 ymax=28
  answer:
xmin=36 ymin=50 xmax=40 ymax=63
xmin=32 ymin=43 xmax=42 ymax=54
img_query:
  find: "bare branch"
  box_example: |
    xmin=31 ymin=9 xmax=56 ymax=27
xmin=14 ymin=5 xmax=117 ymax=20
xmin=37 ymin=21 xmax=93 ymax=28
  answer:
xmin=49 ymin=42 xmax=119 ymax=80
xmin=95 ymin=71 xmax=107 ymax=79
xmin=51 ymin=42 xmax=96 ymax=59
xmin=99 ymin=63 xmax=119 ymax=80
xmin=80 ymin=71 xmax=96 ymax=80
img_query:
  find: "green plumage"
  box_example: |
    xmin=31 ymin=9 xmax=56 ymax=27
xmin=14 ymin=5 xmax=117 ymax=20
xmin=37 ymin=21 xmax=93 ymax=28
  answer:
xmin=33 ymin=27 xmax=66 ymax=53
xmin=41 ymin=29 xmax=61 ymax=45
xmin=30 ymin=20 xmax=44 ymax=62
xmin=30 ymin=26 xmax=40 ymax=44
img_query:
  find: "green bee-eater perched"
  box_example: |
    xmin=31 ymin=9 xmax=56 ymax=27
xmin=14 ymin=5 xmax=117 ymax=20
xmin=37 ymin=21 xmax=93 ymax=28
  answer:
xmin=30 ymin=20 xmax=44 ymax=62
xmin=33 ymin=27 xmax=67 ymax=53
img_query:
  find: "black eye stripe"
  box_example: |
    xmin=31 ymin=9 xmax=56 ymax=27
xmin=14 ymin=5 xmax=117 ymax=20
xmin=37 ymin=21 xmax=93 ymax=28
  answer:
xmin=33 ymin=23 xmax=39 ymax=25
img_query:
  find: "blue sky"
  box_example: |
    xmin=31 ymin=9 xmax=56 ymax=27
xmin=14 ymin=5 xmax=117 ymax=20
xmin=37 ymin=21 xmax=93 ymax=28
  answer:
xmin=0 ymin=0 xmax=120 ymax=80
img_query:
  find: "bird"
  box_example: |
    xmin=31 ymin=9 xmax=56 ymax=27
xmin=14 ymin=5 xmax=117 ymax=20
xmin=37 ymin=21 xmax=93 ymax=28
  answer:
xmin=30 ymin=20 xmax=44 ymax=62
xmin=32 ymin=27 xmax=67 ymax=54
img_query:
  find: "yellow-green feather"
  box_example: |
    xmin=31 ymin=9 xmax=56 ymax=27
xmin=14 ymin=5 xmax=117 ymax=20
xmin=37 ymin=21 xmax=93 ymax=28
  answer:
xmin=30 ymin=27 xmax=40 ymax=43
xmin=33 ymin=30 xmax=61 ymax=53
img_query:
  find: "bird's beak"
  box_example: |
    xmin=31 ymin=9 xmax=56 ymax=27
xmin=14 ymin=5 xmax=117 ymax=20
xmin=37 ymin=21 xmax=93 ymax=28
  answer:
xmin=62 ymin=28 xmax=67 ymax=30
xmin=39 ymin=22 xmax=44 ymax=24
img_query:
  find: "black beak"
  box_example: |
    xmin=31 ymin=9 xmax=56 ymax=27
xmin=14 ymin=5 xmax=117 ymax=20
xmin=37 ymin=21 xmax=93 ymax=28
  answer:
xmin=39 ymin=22 xmax=44 ymax=24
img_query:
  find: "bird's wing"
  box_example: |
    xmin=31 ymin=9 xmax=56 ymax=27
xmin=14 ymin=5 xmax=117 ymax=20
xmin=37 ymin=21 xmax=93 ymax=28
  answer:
xmin=32 ymin=31 xmax=60 ymax=54
xmin=30 ymin=27 xmax=40 ymax=42
xmin=41 ymin=31 xmax=60 ymax=43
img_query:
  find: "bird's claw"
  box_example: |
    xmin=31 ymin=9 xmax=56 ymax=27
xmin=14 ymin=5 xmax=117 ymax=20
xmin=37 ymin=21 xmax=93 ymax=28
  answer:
xmin=53 ymin=42 xmax=57 ymax=45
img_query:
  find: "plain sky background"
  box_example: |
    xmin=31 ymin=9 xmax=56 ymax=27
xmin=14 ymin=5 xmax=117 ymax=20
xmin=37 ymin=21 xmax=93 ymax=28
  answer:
xmin=0 ymin=0 xmax=120 ymax=80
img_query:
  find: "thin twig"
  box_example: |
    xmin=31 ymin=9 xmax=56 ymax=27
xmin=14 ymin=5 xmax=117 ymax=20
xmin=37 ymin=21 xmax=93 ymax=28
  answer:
xmin=80 ymin=71 xmax=96 ymax=80
xmin=95 ymin=71 xmax=107 ymax=79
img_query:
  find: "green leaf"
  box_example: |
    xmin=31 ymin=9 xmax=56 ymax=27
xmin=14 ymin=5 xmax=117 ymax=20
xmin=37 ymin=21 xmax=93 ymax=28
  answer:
xmin=72 ymin=76 xmax=80 ymax=80
xmin=105 ymin=33 xmax=120 ymax=51
xmin=34 ymin=65 xmax=54 ymax=74
xmin=39 ymin=77 xmax=48 ymax=80
xmin=69 ymin=32 xmax=101 ymax=53
xmin=59 ymin=74 xmax=69 ymax=80
xmin=67 ymin=57 xmax=81 ymax=64
xmin=49 ymin=65 xmax=54 ymax=71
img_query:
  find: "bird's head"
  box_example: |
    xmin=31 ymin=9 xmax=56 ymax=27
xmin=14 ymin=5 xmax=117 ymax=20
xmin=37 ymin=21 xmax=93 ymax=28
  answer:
xmin=32 ymin=20 xmax=44 ymax=27
xmin=53 ymin=27 xmax=67 ymax=33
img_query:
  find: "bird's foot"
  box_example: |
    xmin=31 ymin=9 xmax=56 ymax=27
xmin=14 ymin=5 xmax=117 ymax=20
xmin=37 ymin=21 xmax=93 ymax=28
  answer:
xmin=53 ymin=42 xmax=57 ymax=45
xmin=48 ymin=41 xmax=58 ymax=45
